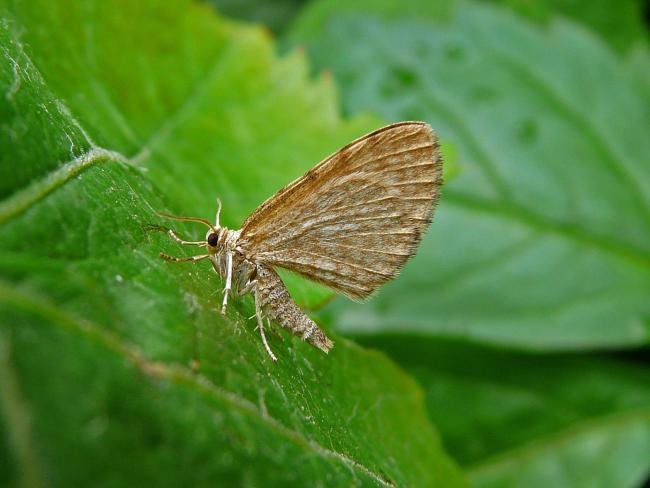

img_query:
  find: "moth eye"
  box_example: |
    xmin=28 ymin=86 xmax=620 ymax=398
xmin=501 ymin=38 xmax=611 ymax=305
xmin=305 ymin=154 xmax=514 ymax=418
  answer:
xmin=207 ymin=232 xmax=220 ymax=246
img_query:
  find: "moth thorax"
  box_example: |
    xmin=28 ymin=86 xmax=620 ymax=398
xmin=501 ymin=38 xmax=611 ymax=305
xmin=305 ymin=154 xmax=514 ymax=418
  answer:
xmin=219 ymin=228 xmax=241 ymax=251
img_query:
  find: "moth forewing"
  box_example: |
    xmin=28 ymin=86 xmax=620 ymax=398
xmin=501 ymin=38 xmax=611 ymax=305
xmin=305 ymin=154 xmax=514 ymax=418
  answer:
xmin=156 ymin=122 xmax=441 ymax=360
xmin=237 ymin=121 xmax=441 ymax=299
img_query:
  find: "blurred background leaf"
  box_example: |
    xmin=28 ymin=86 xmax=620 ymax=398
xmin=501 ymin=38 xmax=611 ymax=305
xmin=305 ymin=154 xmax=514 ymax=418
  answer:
xmin=0 ymin=1 xmax=464 ymax=486
xmin=288 ymin=0 xmax=650 ymax=352
xmin=361 ymin=334 xmax=650 ymax=488
xmin=487 ymin=0 xmax=648 ymax=53
xmin=209 ymin=0 xmax=307 ymax=34
xmin=211 ymin=0 xmax=648 ymax=54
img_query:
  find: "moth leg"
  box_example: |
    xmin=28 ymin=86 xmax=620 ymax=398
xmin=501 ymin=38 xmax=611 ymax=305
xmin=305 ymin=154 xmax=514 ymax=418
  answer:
xmin=246 ymin=307 xmax=281 ymax=342
xmin=145 ymin=225 xmax=205 ymax=246
xmin=254 ymin=286 xmax=277 ymax=361
xmin=232 ymin=262 xmax=254 ymax=298
xmin=221 ymin=251 xmax=233 ymax=314
xmin=159 ymin=252 xmax=209 ymax=263
xmin=165 ymin=229 xmax=204 ymax=246
xmin=238 ymin=281 xmax=255 ymax=297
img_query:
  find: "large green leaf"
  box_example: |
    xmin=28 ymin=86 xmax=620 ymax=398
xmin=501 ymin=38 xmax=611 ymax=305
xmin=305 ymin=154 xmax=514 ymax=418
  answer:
xmin=288 ymin=0 xmax=650 ymax=351
xmin=359 ymin=334 xmax=650 ymax=488
xmin=209 ymin=0 xmax=307 ymax=34
xmin=0 ymin=1 xmax=464 ymax=486
xmin=490 ymin=0 xmax=648 ymax=54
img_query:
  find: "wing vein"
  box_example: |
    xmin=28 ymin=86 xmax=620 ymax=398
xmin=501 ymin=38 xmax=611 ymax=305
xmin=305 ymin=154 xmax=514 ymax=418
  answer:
xmin=324 ymin=242 xmax=412 ymax=257
xmin=265 ymin=258 xmax=370 ymax=292
xmin=365 ymin=161 xmax=437 ymax=175
xmin=347 ymin=143 xmax=435 ymax=171
xmin=392 ymin=180 xmax=437 ymax=186
xmin=299 ymin=250 xmax=393 ymax=278
xmin=326 ymin=196 xmax=433 ymax=213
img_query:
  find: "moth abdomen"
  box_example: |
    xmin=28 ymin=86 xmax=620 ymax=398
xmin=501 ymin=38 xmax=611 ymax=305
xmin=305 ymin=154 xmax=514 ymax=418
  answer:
xmin=256 ymin=265 xmax=334 ymax=353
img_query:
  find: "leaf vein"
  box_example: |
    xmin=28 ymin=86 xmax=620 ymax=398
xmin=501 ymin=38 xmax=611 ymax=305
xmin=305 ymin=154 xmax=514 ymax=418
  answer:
xmin=0 ymin=147 xmax=128 ymax=225
xmin=445 ymin=190 xmax=650 ymax=268
xmin=0 ymin=282 xmax=396 ymax=488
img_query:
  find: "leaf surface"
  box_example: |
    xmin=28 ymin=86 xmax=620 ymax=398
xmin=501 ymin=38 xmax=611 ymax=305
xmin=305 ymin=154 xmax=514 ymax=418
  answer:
xmin=289 ymin=0 xmax=650 ymax=350
xmin=0 ymin=1 xmax=464 ymax=486
xmin=359 ymin=334 xmax=650 ymax=488
xmin=490 ymin=0 xmax=648 ymax=53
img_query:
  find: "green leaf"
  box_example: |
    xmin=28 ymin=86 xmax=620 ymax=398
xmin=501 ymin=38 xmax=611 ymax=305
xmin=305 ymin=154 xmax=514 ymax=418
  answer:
xmin=288 ymin=0 xmax=650 ymax=351
xmin=358 ymin=334 xmax=650 ymax=488
xmin=209 ymin=0 xmax=307 ymax=34
xmin=0 ymin=1 xmax=464 ymax=486
xmin=487 ymin=0 xmax=649 ymax=54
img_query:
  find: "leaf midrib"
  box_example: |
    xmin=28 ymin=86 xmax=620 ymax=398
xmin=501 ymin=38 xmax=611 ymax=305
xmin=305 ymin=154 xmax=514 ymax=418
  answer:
xmin=410 ymin=62 xmax=649 ymax=269
xmin=445 ymin=190 xmax=650 ymax=268
xmin=473 ymin=17 xmax=650 ymax=221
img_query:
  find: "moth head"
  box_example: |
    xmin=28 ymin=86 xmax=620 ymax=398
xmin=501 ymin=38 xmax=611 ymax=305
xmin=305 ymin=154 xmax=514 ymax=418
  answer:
xmin=206 ymin=229 xmax=221 ymax=250
xmin=156 ymin=199 xmax=224 ymax=254
xmin=155 ymin=207 xmax=222 ymax=254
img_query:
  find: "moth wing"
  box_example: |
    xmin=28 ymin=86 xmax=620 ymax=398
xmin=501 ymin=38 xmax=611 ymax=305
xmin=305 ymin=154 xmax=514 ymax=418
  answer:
xmin=237 ymin=122 xmax=442 ymax=300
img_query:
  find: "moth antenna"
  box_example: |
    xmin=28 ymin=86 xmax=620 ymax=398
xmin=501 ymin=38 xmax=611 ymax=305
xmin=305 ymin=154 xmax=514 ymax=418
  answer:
xmin=215 ymin=198 xmax=222 ymax=227
xmin=156 ymin=212 xmax=217 ymax=232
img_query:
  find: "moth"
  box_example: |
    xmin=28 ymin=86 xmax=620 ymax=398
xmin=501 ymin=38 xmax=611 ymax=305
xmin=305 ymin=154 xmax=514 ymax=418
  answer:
xmin=153 ymin=122 xmax=441 ymax=361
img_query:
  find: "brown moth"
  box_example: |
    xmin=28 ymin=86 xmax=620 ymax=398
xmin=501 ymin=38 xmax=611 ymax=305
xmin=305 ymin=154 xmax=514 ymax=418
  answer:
xmin=154 ymin=121 xmax=441 ymax=361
